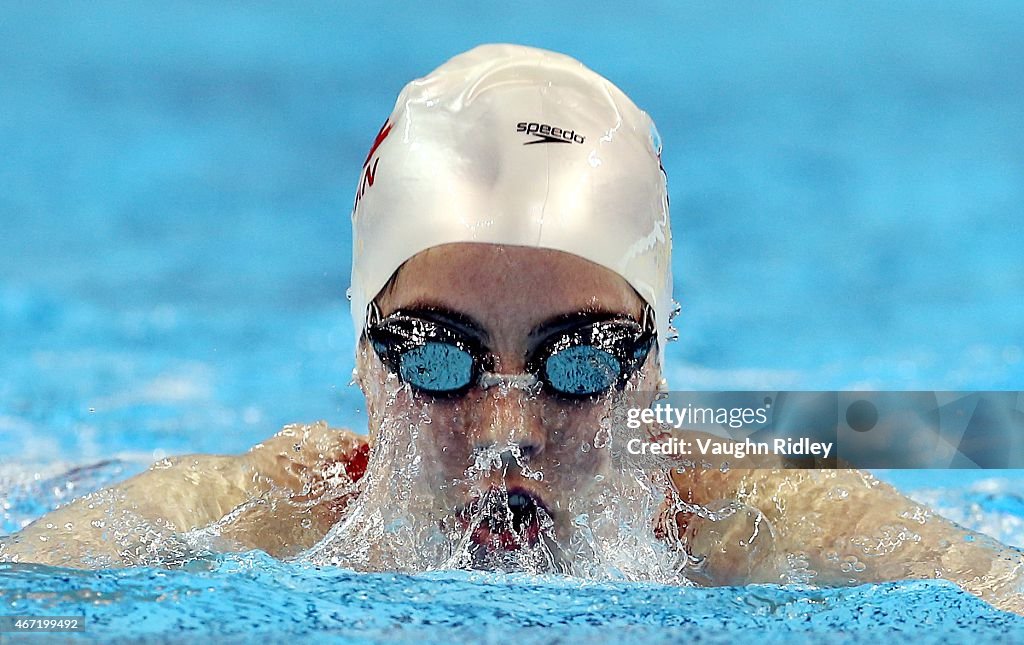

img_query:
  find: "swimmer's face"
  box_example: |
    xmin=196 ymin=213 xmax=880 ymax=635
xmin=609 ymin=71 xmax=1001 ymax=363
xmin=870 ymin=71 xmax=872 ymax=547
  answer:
xmin=356 ymin=243 xmax=660 ymax=561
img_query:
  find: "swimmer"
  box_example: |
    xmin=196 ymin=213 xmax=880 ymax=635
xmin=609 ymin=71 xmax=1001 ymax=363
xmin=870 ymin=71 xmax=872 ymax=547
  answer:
xmin=3 ymin=44 xmax=1023 ymax=613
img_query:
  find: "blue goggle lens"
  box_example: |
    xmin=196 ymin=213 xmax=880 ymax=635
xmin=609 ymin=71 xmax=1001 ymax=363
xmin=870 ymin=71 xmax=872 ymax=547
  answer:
xmin=398 ymin=342 xmax=475 ymax=393
xmin=543 ymin=345 xmax=621 ymax=396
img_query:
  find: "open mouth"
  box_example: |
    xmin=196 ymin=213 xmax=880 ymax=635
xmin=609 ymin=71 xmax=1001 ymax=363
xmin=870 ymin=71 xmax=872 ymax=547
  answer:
xmin=457 ymin=487 xmax=553 ymax=551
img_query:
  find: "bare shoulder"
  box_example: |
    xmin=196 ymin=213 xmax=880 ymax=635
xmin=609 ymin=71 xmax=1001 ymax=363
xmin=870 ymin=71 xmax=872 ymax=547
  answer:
xmin=250 ymin=421 xmax=369 ymax=458
xmin=246 ymin=421 xmax=371 ymax=484
xmin=212 ymin=422 xmax=371 ymax=556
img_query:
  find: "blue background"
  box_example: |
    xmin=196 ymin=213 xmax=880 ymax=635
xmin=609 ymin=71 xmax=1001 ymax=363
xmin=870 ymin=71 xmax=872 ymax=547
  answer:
xmin=1 ymin=1 xmax=1022 ymax=460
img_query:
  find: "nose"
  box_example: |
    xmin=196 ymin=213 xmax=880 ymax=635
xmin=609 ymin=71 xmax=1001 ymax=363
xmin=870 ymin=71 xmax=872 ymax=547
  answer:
xmin=471 ymin=384 xmax=547 ymax=465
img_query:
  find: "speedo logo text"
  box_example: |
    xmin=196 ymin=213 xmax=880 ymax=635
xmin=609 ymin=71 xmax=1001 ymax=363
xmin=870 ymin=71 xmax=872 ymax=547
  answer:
xmin=516 ymin=121 xmax=586 ymax=145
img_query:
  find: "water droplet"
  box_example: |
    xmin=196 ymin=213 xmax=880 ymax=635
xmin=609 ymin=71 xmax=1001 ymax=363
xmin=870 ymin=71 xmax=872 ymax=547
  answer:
xmin=669 ymin=300 xmax=682 ymax=321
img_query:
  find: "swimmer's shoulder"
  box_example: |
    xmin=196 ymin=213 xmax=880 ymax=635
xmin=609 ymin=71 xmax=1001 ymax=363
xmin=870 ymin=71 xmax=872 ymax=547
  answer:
xmin=247 ymin=421 xmax=371 ymax=485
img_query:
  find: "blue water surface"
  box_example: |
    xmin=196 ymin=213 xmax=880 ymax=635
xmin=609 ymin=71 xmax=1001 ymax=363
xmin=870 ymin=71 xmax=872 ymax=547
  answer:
xmin=2 ymin=1 xmax=1024 ymax=642
xmin=3 ymin=556 xmax=1022 ymax=645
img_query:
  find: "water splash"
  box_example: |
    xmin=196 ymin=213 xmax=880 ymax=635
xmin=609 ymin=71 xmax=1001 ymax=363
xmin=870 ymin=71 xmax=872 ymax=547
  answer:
xmin=303 ymin=355 xmax=711 ymax=585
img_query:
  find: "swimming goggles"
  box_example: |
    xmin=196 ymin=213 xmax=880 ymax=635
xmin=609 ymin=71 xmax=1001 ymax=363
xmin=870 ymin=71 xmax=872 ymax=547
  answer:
xmin=364 ymin=302 xmax=656 ymax=399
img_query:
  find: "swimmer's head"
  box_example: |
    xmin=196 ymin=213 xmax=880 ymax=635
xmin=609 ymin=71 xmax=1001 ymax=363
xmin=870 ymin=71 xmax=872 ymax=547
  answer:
xmin=349 ymin=43 xmax=673 ymax=367
xmin=345 ymin=45 xmax=672 ymax=566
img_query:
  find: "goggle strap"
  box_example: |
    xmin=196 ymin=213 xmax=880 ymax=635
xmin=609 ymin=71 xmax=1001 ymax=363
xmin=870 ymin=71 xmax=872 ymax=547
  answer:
xmin=640 ymin=303 xmax=656 ymax=335
xmin=365 ymin=301 xmax=383 ymax=330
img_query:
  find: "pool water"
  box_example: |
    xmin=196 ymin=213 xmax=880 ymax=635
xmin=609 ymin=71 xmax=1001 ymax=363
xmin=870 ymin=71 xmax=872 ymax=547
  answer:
xmin=2 ymin=461 xmax=1024 ymax=642
xmin=2 ymin=1 xmax=1024 ymax=642
xmin=2 ymin=556 xmax=1023 ymax=644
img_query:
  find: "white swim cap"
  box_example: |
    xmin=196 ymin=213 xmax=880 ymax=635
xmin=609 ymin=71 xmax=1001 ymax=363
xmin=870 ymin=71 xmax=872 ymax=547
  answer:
xmin=350 ymin=43 xmax=673 ymax=365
